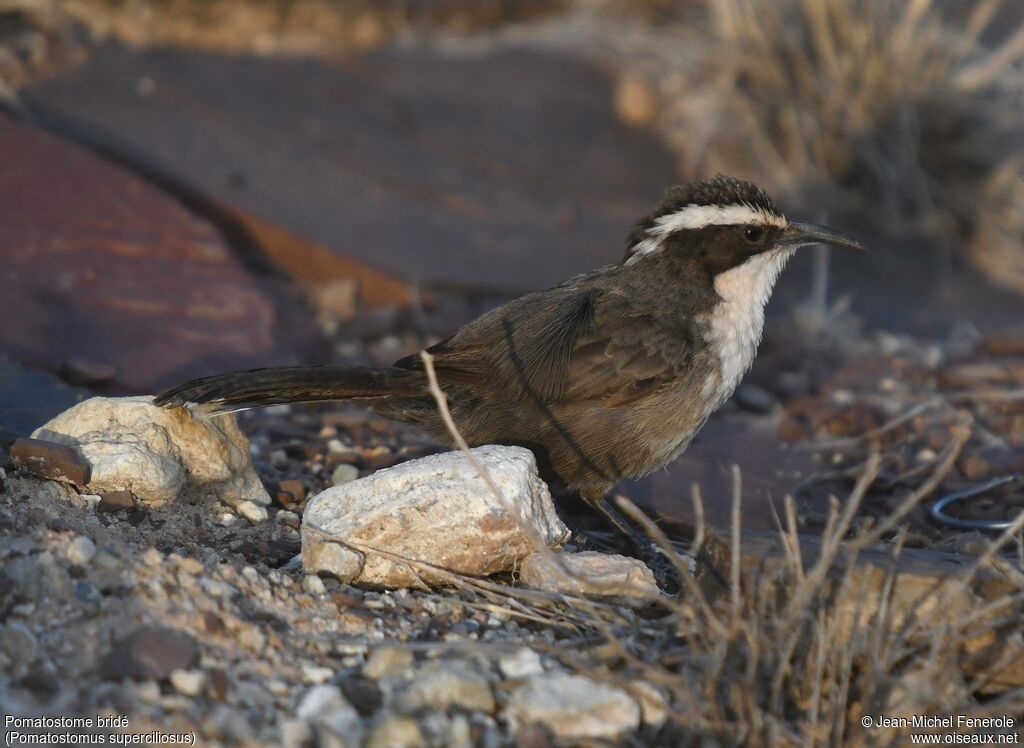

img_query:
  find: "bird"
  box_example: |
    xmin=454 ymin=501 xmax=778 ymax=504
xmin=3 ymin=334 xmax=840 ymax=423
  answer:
xmin=155 ymin=175 xmax=864 ymax=578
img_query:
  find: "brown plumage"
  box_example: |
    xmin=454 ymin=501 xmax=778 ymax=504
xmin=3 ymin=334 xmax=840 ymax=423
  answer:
xmin=155 ymin=176 xmax=864 ymax=572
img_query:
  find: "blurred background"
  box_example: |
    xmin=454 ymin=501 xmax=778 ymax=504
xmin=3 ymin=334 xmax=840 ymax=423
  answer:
xmin=3 ymin=0 xmax=1024 ymax=530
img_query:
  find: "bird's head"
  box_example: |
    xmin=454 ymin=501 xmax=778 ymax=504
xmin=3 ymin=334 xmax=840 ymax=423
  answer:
xmin=623 ymin=175 xmax=864 ymax=297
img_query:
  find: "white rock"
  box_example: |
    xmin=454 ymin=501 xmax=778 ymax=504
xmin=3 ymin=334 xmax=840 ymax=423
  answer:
xmin=364 ymin=714 xmax=423 ymax=748
xmin=519 ymin=551 xmax=659 ymax=606
xmin=498 ymin=648 xmax=544 ymax=679
xmin=169 ymin=668 xmax=205 ymax=697
xmin=331 ymin=464 xmax=359 ymax=485
xmin=297 ymin=684 xmax=347 ymax=720
xmin=237 ymin=500 xmax=269 ymax=523
xmin=398 ymin=660 xmax=495 ymax=713
xmin=297 ymin=685 xmax=363 ymax=747
xmin=33 ymin=396 xmax=269 ymax=506
xmin=199 ymin=578 xmax=233 ymax=598
xmin=280 ymin=719 xmax=312 ymax=748
xmin=80 ymin=493 xmax=102 ymax=509
xmin=303 ymin=575 xmax=327 ymax=596
xmin=504 ymin=673 xmax=641 ymax=740
xmin=302 ymin=665 xmax=334 ymax=684
xmin=65 ymin=535 xmax=97 ymax=566
xmin=363 ymin=646 xmax=414 ymax=681
xmin=0 ymin=621 xmax=38 ymax=670
xmin=301 ymin=446 xmax=569 ymax=587
xmin=238 ymin=626 xmax=265 ymax=653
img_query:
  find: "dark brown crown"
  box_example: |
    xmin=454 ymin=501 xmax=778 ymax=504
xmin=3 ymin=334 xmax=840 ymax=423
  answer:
xmin=626 ymin=175 xmax=782 ymax=250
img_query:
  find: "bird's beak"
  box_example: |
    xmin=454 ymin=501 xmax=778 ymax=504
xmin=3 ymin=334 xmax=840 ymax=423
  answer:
xmin=779 ymin=220 xmax=866 ymax=252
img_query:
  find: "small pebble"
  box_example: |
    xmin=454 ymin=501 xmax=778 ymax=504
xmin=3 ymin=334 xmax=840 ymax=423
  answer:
xmin=169 ymin=668 xmax=205 ymax=697
xmin=277 ymin=510 xmax=300 ymax=524
xmin=0 ymin=621 xmax=39 ymax=669
xmin=239 ymin=627 xmax=265 ymax=653
xmin=218 ymin=512 xmax=237 ymax=527
xmin=364 ymin=714 xmax=423 ymax=748
xmin=302 ymin=665 xmax=334 ymax=684
xmin=177 ymin=557 xmax=204 ymax=575
xmin=303 ymin=575 xmax=327 ymax=596
xmin=66 ymin=536 xmax=97 ymax=566
xmin=80 ymin=494 xmax=102 ymax=510
xmin=199 ymin=578 xmax=233 ymax=598
xmin=266 ymin=678 xmax=290 ymax=697
xmin=327 ymin=439 xmax=353 ymax=455
xmin=237 ymin=501 xmax=269 ymax=523
xmin=363 ymin=646 xmax=413 ymax=680
xmin=498 ymin=648 xmax=544 ymax=679
xmin=331 ymin=464 xmax=360 ymax=485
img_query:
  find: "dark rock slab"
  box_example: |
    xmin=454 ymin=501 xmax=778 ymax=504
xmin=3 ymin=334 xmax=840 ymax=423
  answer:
xmin=23 ymin=45 xmax=679 ymax=292
xmin=11 ymin=437 xmax=91 ymax=486
xmin=97 ymin=490 xmax=138 ymax=513
xmin=0 ymin=115 xmax=324 ymax=392
xmin=0 ymin=361 xmax=88 ymax=446
xmin=100 ymin=626 xmax=200 ymax=680
xmin=629 ymin=414 xmax=818 ymax=532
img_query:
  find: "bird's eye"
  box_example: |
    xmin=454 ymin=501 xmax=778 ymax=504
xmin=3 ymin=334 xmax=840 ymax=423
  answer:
xmin=744 ymin=226 xmax=764 ymax=243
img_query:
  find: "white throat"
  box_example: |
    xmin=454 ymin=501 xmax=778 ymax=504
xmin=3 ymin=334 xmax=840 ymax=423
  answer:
xmin=704 ymin=249 xmax=795 ymax=408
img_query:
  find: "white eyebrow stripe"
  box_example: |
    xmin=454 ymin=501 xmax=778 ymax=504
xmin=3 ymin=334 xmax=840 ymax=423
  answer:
xmin=624 ymin=203 xmax=787 ymax=265
xmin=651 ymin=203 xmax=787 ymax=235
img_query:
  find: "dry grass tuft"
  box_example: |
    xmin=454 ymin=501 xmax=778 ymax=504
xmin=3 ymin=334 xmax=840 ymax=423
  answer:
xmin=409 ymin=347 xmax=1024 ymax=744
xmin=663 ymin=0 xmax=1024 ymax=238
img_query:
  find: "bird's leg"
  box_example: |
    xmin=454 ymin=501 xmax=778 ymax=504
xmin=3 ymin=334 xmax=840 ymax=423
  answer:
xmin=592 ymin=496 xmax=678 ymax=593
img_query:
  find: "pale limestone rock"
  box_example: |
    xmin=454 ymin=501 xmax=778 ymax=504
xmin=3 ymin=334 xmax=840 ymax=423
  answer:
xmin=497 ymin=648 xmax=544 ymax=679
xmin=303 ymin=575 xmax=327 ymax=596
xmin=398 ymin=660 xmax=495 ymax=713
xmin=237 ymin=500 xmax=269 ymax=523
xmin=169 ymin=669 xmax=205 ymax=697
xmin=302 ymin=665 xmax=334 ymax=684
xmin=364 ymin=714 xmax=424 ymax=748
xmin=297 ymin=685 xmax=363 ymax=748
xmin=363 ymin=646 xmax=414 ymax=681
xmin=504 ymin=673 xmax=641 ymax=740
xmin=519 ymin=550 xmax=659 ymax=606
xmin=301 ymin=446 xmax=569 ymax=587
xmin=33 ymin=396 xmax=269 ymax=506
xmin=65 ymin=535 xmax=96 ymax=566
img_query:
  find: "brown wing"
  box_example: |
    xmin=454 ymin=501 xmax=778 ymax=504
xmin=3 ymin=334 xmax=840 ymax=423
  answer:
xmin=397 ymin=281 xmax=702 ymax=407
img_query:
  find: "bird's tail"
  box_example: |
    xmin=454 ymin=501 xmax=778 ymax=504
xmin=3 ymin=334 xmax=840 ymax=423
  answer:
xmin=153 ymin=365 xmax=427 ymax=417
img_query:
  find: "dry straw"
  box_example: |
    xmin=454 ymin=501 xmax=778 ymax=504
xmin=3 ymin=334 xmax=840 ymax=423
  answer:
xmin=666 ymin=0 xmax=1024 ymax=237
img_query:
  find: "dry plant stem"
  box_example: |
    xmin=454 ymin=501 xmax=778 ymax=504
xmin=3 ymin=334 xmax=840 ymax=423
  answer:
xmin=947 ymin=389 xmax=1024 ymax=404
xmin=783 ymin=494 xmax=804 ymax=583
xmin=806 ymin=608 xmax=829 ymax=748
xmin=850 ymin=420 xmax=970 ymax=550
xmin=689 ymin=482 xmax=706 ymax=558
xmin=301 ymin=523 xmax=620 ymax=629
xmin=800 ymin=398 xmax=942 ymax=451
xmin=956 ymin=24 xmax=1024 ymax=90
xmin=829 ymin=559 xmax=875 ymax=746
xmin=783 ymin=452 xmax=881 ymax=624
xmin=730 ymin=465 xmax=742 ymax=622
xmin=614 ymin=495 xmax=726 ymax=638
